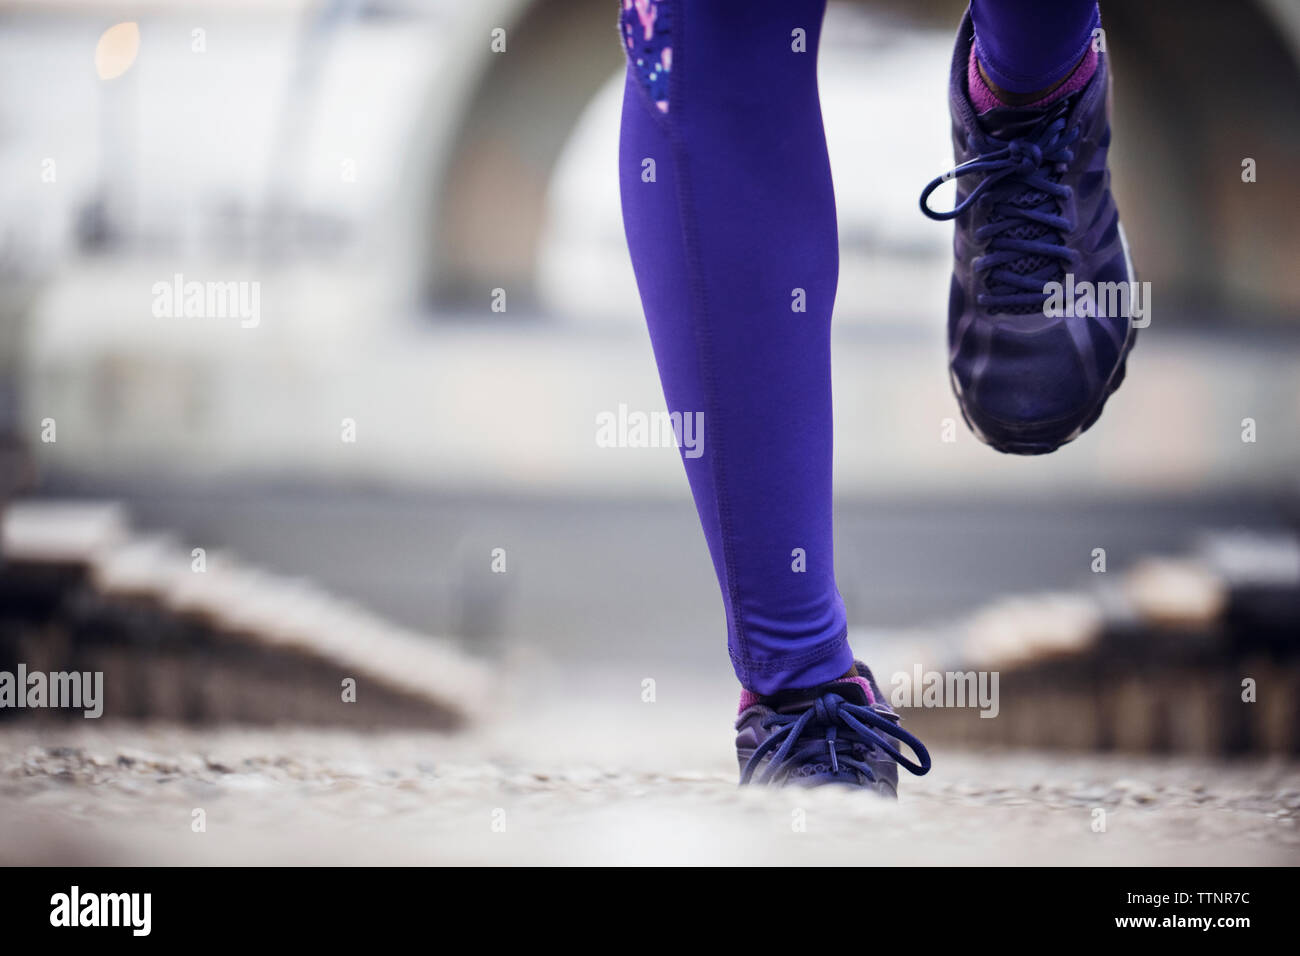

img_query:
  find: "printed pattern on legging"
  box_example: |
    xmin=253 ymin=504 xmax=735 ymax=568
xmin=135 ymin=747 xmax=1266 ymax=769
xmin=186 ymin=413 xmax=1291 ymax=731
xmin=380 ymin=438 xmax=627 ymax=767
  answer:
xmin=620 ymin=0 xmax=672 ymax=113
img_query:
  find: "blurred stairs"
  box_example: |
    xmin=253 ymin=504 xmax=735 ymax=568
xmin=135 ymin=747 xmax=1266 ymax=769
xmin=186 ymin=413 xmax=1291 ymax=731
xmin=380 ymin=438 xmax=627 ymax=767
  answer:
xmin=895 ymin=530 xmax=1300 ymax=754
xmin=0 ymin=500 xmax=488 ymax=729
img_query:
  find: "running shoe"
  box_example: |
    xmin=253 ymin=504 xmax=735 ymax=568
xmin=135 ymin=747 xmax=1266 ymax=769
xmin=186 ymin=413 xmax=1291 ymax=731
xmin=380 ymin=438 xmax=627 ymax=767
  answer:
xmin=919 ymin=11 xmax=1138 ymax=455
xmin=735 ymin=662 xmax=931 ymax=795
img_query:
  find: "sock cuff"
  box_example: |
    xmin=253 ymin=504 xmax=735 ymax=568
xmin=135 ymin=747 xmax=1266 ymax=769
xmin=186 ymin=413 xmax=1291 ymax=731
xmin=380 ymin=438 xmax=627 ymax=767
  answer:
xmin=968 ymin=42 xmax=1099 ymax=114
xmin=737 ymin=674 xmax=876 ymax=715
xmin=967 ymin=43 xmax=1003 ymax=114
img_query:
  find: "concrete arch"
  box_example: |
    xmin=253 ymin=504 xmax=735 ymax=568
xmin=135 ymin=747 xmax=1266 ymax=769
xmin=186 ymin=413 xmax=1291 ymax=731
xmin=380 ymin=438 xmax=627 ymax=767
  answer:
xmin=407 ymin=0 xmax=1300 ymax=317
xmin=397 ymin=0 xmax=619 ymax=311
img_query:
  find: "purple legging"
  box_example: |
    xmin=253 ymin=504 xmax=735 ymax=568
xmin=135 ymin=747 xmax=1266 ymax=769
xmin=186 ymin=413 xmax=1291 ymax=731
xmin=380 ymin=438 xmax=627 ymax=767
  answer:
xmin=617 ymin=0 xmax=1099 ymax=694
xmin=971 ymin=0 xmax=1100 ymax=93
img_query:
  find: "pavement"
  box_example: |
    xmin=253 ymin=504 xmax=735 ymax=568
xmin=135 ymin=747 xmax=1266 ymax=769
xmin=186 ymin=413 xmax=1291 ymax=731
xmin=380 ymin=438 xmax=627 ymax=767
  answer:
xmin=1 ymin=666 xmax=1297 ymax=866
xmin=4 ymin=485 xmax=1295 ymax=865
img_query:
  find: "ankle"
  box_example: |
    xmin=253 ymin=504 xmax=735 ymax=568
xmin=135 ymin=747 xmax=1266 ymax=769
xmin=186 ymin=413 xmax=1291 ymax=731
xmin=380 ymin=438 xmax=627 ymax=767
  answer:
xmin=968 ymin=44 xmax=1098 ymax=113
xmin=978 ymin=56 xmax=1073 ymax=106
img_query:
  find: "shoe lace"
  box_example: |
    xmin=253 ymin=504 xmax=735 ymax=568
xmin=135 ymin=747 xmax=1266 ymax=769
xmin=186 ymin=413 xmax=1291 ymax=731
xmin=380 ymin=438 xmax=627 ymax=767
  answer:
xmin=739 ymin=692 xmax=932 ymax=787
xmin=919 ymin=107 xmax=1081 ymax=314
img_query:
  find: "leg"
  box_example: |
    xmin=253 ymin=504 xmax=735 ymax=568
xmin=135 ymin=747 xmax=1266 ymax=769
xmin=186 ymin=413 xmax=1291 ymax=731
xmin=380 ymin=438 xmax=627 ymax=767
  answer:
xmin=617 ymin=0 xmax=850 ymax=694
xmin=970 ymin=0 xmax=1100 ymax=100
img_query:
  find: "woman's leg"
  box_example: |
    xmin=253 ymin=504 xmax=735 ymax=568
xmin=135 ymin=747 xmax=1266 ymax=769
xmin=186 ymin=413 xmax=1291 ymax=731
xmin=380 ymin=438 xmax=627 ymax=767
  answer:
xmin=617 ymin=0 xmax=850 ymax=694
xmin=969 ymin=0 xmax=1100 ymax=100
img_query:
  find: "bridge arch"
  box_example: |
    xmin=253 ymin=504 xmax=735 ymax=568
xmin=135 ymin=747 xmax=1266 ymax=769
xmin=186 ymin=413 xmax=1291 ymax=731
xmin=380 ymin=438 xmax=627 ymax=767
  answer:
xmin=401 ymin=0 xmax=1300 ymax=318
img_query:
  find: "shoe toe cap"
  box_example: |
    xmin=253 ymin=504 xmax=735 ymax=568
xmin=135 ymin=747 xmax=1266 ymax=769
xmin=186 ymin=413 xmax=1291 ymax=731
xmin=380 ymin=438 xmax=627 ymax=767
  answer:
xmin=952 ymin=320 xmax=1099 ymax=453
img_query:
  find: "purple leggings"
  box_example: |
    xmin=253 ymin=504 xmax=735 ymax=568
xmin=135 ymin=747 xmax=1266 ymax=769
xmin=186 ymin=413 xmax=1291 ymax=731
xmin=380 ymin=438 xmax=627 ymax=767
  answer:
xmin=971 ymin=0 xmax=1100 ymax=93
xmin=617 ymin=0 xmax=1099 ymax=694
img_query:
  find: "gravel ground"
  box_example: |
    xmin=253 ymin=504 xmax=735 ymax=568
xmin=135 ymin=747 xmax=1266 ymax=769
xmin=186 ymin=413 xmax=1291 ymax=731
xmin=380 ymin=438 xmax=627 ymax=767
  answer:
xmin=2 ymin=675 xmax=1298 ymax=866
xmin=9 ymin=488 xmax=1292 ymax=865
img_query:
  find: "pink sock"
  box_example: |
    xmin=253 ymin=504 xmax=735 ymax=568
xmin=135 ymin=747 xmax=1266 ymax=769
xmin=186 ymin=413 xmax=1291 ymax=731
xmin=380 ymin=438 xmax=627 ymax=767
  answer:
xmin=737 ymin=675 xmax=875 ymax=715
xmin=967 ymin=43 xmax=1098 ymax=114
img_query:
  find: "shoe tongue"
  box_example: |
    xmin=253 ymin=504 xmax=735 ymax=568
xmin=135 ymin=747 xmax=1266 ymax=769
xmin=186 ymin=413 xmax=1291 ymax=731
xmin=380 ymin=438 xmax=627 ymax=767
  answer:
xmin=975 ymin=83 xmax=1083 ymax=139
xmin=769 ymin=677 xmax=871 ymax=715
xmin=975 ymin=104 xmax=1054 ymax=140
xmin=971 ymin=98 xmax=1078 ymax=316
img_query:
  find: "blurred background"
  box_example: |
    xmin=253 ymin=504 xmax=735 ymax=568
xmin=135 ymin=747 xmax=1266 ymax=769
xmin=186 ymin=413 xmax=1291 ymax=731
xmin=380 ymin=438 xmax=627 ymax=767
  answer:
xmin=0 ymin=0 xmax=1298 ymax=742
